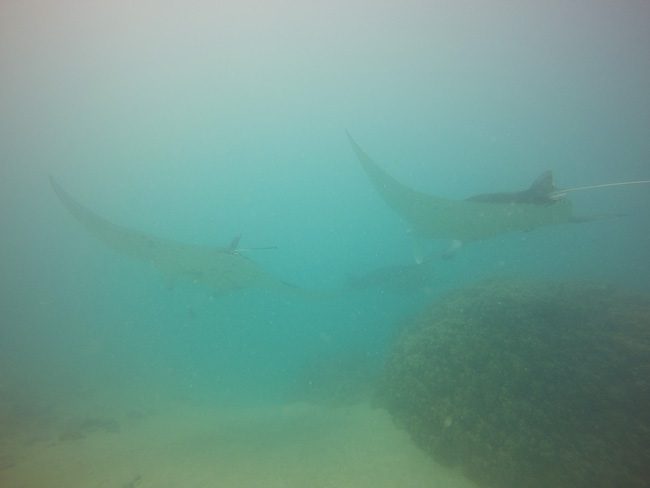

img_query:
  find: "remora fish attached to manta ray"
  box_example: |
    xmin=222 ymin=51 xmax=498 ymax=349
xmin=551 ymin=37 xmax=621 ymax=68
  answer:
xmin=49 ymin=176 xmax=296 ymax=294
xmin=346 ymin=133 xmax=575 ymax=243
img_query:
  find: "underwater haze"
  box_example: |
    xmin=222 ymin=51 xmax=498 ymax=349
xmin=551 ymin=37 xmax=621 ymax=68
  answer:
xmin=1 ymin=1 xmax=649 ymax=487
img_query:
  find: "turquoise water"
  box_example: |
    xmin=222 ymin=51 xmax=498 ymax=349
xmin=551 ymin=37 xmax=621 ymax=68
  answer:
xmin=1 ymin=1 xmax=649 ymax=486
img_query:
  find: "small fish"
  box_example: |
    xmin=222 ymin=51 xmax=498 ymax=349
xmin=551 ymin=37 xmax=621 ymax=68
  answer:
xmin=122 ymin=474 xmax=142 ymax=488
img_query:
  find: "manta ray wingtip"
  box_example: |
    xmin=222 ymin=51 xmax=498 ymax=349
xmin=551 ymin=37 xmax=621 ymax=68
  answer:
xmin=345 ymin=130 xmax=358 ymax=145
xmin=48 ymin=174 xmax=65 ymax=198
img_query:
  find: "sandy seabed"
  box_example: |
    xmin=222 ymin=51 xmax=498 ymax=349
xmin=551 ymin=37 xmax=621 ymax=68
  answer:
xmin=1 ymin=402 xmax=477 ymax=488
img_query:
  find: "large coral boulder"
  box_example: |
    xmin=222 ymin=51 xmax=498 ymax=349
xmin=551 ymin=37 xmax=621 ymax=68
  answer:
xmin=379 ymin=280 xmax=650 ymax=488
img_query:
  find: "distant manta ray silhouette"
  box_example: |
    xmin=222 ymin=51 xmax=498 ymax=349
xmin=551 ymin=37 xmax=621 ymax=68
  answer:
xmin=49 ymin=176 xmax=298 ymax=295
xmin=346 ymin=132 xmax=644 ymax=256
xmin=346 ymin=261 xmax=436 ymax=293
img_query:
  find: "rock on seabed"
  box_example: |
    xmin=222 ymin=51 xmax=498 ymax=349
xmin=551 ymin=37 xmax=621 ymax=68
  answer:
xmin=379 ymin=279 xmax=650 ymax=488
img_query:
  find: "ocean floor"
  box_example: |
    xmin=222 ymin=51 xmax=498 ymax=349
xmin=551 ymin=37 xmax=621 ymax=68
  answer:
xmin=0 ymin=401 xmax=477 ymax=488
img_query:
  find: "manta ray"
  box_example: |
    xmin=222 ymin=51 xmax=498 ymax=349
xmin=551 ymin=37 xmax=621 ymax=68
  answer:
xmin=50 ymin=177 xmax=297 ymax=294
xmin=346 ymin=133 xmax=575 ymax=249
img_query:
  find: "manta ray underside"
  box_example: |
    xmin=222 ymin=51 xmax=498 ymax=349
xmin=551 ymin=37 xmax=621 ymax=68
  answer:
xmin=346 ymin=133 xmax=575 ymax=244
xmin=50 ymin=177 xmax=296 ymax=295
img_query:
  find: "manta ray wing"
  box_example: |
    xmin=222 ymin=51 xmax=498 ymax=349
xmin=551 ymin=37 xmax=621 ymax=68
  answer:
xmin=346 ymin=133 xmax=574 ymax=241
